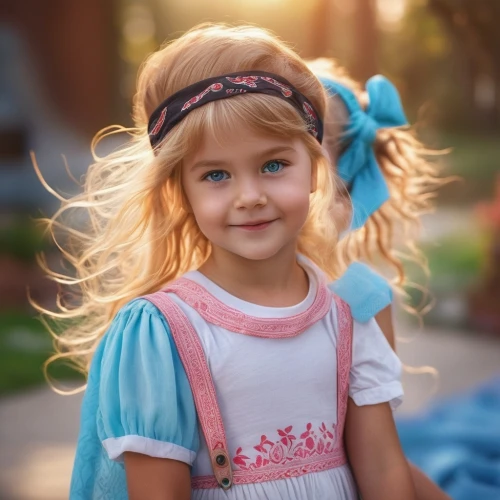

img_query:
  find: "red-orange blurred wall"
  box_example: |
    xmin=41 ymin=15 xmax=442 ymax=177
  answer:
xmin=1 ymin=0 xmax=117 ymax=137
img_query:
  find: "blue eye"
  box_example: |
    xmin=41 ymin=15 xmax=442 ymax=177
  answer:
xmin=204 ymin=170 xmax=229 ymax=182
xmin=263 ymin=160 xmax=285 ymax=173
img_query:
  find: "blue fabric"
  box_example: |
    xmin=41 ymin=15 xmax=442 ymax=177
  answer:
xmin=329 ymin=262 xmax=393 ymax=323
xmin=70 ymin=299 xmax=199 ymax=500
xmin=319 ymin=75 xmax=408 ymax=229
xmin=397 ymin=376 xmax=500 ymax=500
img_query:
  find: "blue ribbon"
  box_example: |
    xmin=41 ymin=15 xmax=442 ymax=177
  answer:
xmin=319 ymin=75 xmax=408 ymax=230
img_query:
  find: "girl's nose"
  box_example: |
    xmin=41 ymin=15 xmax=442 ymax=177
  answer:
xmin=233 ymin=179 xmax=267 ymax=209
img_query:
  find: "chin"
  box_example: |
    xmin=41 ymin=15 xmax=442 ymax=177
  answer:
xmin=230 ymin=244 xmax=288 ymax=262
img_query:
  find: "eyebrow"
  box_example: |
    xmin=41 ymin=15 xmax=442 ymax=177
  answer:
xmin=190 ymin=145 xmax=297 ymax=171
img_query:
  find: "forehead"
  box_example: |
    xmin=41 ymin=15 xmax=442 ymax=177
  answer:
xmin=184 ymin=124 xmax=305 ymax=166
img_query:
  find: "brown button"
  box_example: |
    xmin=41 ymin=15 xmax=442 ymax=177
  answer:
xmin=216 ymin=454 xmax=226 ymax=466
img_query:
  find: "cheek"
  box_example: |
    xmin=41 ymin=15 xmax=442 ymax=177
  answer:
xmin=189 ymin=190 xmax=229 ymax=229
xmin=278 ymin=182 xmax=311 ymax=220
xmin=183 ymin=178 xmax=217 ymax=215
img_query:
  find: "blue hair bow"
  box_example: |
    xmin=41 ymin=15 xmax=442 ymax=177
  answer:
xmin=319 ymin=75 xmax=408 ymax=230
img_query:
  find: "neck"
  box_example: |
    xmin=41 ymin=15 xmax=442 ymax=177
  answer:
xmin=198 ymin=245 xmax=309 ymax=307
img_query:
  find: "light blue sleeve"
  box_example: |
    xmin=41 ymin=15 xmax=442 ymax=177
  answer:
xmin=96 ymin=298 xmax=199 ymax=465
xmin=329 ymin=262 xmax=393 ymax=323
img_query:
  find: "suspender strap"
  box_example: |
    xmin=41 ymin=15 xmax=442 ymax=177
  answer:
xmin=143 ymin=292 xmax=233 ymax=490
xmin=332 ymin=295 xmax=353 ymax=441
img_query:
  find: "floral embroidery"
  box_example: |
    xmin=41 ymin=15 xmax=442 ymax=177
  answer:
xmin=232 ymin=422 xmax=338 ymax=471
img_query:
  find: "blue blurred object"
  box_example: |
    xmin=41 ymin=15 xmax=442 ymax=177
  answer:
xmin=397 ymin=375 xmax=500 ymax=500
xmin=329 ymin=262 xmax=393 ymax=323
xmin=318 ymin=74 xmax=408 ymax=230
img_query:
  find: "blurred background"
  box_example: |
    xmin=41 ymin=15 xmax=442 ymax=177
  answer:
xmin=0 ymin=0 xmax=499 ymax=498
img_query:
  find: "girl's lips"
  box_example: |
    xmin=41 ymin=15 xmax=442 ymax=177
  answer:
xmin=233 ymin=219 xmax=276 ymax=231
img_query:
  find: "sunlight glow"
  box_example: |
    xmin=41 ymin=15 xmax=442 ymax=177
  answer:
xmin=377 ymin=0 xmax=407 ymax=26
xmin=122 ymin=5 xmax=156 ymax=45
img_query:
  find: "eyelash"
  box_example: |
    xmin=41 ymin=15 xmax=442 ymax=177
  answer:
xmin=202 ymin=160 xmax=288 ymax=183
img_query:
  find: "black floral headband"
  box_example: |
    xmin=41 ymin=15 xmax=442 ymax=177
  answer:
xmin=148 ymin=71 xmax=323 ymax=149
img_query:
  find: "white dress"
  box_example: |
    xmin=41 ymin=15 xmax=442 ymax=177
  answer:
xmin=137 ymin=256 xmax=403 ymax=500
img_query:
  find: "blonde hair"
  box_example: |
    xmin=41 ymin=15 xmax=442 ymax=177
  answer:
xmin=32 ymin=24 xmax=341 ymax=381
xmin=307 ymin=58 xmax=449 ymax=306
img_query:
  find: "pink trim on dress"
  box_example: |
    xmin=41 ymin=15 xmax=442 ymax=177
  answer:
xmin=164 ymin=277 xmax=331 ymax=338
xmin=192 ymin=454 xmax=348 ymax=488
xmin=332 ymin=295 xmax=353 ymax=442
xmin=143 ymin=293 xmax=233 ymax=489
xmin=144 ymin=284 xmax=353 ymax=490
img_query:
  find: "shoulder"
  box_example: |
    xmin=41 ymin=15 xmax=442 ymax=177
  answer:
xmin=116 ymin=297 xmax=166 ymax=319
xmin=109 ymin=297 xmax=172 ymax=331
xmin=98 ymin=297 xmax=175 ymax=356
xmin=94 ymin=295 xmax=191 ymax=383
xmin=97 ymin=295 xmax=190 ymax=397
xmin=329 ymin=262 xmax=393 ymax=323
xmin=89 ymin=300 xmax=199 ymax=465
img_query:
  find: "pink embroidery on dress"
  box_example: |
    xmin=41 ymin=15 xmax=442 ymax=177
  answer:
xmin=232 ymin=422 xmax=338 ymax=471
xmin=192 ymin=454 xmax=348 ymax=489
xmin=164 ymin=278 xmax=331 ymax=338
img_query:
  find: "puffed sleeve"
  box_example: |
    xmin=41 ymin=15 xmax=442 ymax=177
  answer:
xmin=96 ymin=298 xmax=199 ymax=465
xmin=329 ymin=262 xmax=393 ymax=322
xmin=349 ymin=317 xmax=403 ymax=411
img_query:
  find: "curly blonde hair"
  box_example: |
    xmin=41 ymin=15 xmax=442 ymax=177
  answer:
xmin=31 ymin=24 xmax=343 ymax=381
xmin=307 ymin=58 xmax=449 ymax=302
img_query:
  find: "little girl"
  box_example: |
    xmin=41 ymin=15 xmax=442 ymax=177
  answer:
xmin=34 ymin=24 xmax=416 ymax=499
xmin=309 ymin=61 xmax=450 ymax=499
xmin=309 ymin=57 xmax=445 ymax=309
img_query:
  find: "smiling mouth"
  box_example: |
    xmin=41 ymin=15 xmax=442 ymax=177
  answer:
xmin=232 ymin=219 xmax=277 ymax=230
